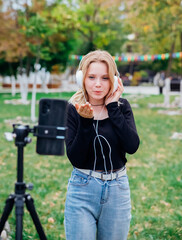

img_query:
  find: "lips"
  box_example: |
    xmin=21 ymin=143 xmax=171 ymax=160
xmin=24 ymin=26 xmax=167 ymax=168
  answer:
xmin=94 ymin=91 xmax=102 ymax=94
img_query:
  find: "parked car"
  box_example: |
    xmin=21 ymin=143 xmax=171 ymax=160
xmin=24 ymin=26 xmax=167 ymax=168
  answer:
xmin=121 ymin=75 xmax=131 ymax=86
xmin=170 ymin=77 xmax=181 ymax=91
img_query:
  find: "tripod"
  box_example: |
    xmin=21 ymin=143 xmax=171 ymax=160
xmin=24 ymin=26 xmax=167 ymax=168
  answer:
xmin=0 ymin=125 xmax=47 ymax=240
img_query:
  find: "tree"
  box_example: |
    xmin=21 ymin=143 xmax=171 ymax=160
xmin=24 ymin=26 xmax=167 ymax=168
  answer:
xmin=0 ymin=1 xmax=31 ymax=98
xmin=74 ymin=0 xmax=126 ymax=55
xmin=124 ymin=0 xmax=182 ymax=75
xmin=0 ymin=1 xmax=29 ymax=74
xmin=19 ymin=13 xmax=55 ymax=121
xmin=41 ymin=2 xmax=79 ymax=71
xmin=0 ymin=0 xmax=79 ymax=120
xmin=0 ymin=0 xmax=78 ymax=75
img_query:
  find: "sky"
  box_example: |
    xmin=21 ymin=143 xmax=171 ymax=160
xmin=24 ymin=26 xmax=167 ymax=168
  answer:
xmin=2 ymin=0 xmax=58 ymax=11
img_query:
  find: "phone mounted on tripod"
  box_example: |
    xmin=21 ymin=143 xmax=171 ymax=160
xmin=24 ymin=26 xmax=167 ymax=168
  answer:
xmin=35 ymin=98 xmax=68 ymax=155
xmin=0 ymin=98 xmax=68 ymax=240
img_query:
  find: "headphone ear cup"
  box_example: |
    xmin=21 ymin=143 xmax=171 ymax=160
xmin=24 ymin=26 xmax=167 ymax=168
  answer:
xmin=76 ymin=70 xmax=83 ymax=88
xmin=113 ymin=76 xmax=118 ymax=92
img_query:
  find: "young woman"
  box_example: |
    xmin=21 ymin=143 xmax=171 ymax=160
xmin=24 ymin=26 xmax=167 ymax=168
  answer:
xmin=64 ymin=50 xmax=140 ymax=240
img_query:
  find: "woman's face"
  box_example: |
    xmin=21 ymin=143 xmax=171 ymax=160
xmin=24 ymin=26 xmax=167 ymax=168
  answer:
xmin=84 ymin=62 xmax=111 ymax=104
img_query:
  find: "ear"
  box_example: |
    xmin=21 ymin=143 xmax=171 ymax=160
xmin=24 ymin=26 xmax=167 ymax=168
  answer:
xmin=76 ymin=70 xmax=83 ymax=88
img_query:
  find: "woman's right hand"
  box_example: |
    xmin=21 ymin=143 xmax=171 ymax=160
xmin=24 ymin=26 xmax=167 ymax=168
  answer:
xmin=105 ymin=78 xmax=124 ymax=105
xmin=75 ymin=102 xmax=93 ymax=119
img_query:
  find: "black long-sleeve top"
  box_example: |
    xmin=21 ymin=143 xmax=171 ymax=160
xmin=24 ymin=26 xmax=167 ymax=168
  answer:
xmin=65 ymin=98 xmax=140 ymax=171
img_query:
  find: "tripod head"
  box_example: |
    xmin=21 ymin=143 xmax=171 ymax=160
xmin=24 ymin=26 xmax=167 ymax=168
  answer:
xmin=13 ymin=125 xmax=32 ymax=147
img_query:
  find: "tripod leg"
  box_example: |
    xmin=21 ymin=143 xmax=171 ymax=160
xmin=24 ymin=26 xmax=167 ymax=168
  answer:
xmin=0 ymin=194 xmax=15 ymax=234
xmin=15 ymin=195 xmax=25 ymax=240
xmin=25 ymin=194 xmax=47 ymax=240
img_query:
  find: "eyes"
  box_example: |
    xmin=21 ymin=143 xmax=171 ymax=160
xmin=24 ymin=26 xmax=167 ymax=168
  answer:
xmin=88 ymin=75 xmax=109 ymax=80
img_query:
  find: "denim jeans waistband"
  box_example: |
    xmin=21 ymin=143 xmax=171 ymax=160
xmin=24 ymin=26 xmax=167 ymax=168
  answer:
xmin=75 ymin=166 xmax=126 ymax=181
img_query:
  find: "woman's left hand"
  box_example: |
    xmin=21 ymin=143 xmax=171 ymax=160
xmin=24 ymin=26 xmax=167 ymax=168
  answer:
xmin=75 ymin=102 xmax=94 ymax=119
xmin=105 ymin=78 xmax=124 ymax=105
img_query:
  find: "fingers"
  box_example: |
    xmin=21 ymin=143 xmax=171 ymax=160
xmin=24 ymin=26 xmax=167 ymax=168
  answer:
xmin=118 ymin=78 xmax=124 ymax=93
xmin=118 ymin=77 xmax=123 ymax=87
xmin=80 ymin=103 xmax=93 ymax=118
xmin=79 ymin=102 xmax=92 ymax=112
xmin=75 ymin=103 xmax=79 ymax=111
xmin=105 ymin=78 xmax=124 ymax=105
xmin=75 ymin=102 xmax=93 ymax=118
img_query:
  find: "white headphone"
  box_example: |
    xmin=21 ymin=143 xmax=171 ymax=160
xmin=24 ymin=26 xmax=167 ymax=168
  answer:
xmin=76 ymin=70 xmax=119 ymax=93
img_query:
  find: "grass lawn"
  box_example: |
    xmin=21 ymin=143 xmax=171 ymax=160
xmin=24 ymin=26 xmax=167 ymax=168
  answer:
xmin=0 ymin=92 xmax=181 ymax=240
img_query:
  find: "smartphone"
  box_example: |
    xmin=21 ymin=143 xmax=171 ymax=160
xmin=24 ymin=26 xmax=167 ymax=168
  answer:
xmin=36 ymin=98 xmax=68 ymax=156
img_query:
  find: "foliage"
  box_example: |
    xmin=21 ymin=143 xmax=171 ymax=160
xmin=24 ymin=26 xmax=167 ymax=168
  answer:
xmin=0 ymin=0 xmax=78 ymax=75
xmin=124 ymin=0 xmax=182 ymax=74
xmin=124 ymin=0 xmax=182 ymax=52
xmin=0 ymin=4 xmax=29 ymax=63
xmin=19 ymin=14 xmax=55 ymax=62
xmin=41 ymin=3 xmax=79 ymax=71
xmin=0 ymin=92 xmax=182 ymax=239
xmin=0 ymin=0 xmax=182 ymax=76
xmin=131 ymin=71 xmax=142 ymax=86
xmin=0 ymin=0 xmax=128 ymax=74
xmin=75 ymin=0 xmax=126 ymax=54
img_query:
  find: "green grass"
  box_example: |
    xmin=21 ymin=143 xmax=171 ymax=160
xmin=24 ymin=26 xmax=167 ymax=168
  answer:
xmin=0 ymin=92 xmax=182 ymax=239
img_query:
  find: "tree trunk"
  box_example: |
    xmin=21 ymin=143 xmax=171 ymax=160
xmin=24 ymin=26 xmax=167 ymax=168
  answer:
xmin=26 ymin=55 xmax=31 ymax=77
xmin=166 ymin=39 xmax=176 ymax=77
xmin=19 ymin=56 xmax=23 ymax=75
xmin=19 ymin=73 xmax=29 ymax=104
xmin=8 ymin=62 xmax=16 ymax=96
xmin=11 ymin=75 xmax=16 ymax=96
xmin=31 ymin=55 xmax=40 ymax=122
xmin=129 ymin=62 xmax=134 ymax=75
xmin=180 ymin=32 xmax=182 ymax=76
xmin=17 ymin=57 xmax=29 ymax=104
xmin=31 ymin=72 xmax=37 ymax=122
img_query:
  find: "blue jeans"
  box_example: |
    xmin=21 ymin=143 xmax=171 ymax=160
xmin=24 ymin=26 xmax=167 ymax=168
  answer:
xmin=64 ymin=168 xmax=131 ymax=240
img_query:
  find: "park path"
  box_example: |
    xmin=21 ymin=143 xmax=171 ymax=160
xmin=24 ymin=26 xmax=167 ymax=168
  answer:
xmin=60 ymin=80 xmax=159 ymax=95
xmin=0 ymin=79 xmax=159 ymax=95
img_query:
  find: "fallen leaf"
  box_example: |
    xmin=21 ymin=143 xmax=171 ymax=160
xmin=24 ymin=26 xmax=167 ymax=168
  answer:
xmin=48 ymin=217 xmax=55 ymax=224
xmin=160 ymin=200 xmax=171 ymax=207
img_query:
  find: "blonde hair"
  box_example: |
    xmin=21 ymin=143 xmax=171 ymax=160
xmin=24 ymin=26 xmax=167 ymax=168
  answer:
xmin=69 ymin=50 xmax=119 ymax=105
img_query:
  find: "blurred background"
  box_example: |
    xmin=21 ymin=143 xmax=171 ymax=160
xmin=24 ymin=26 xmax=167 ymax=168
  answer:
xmin=0 ymin=0 xmax=182 ymax=89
